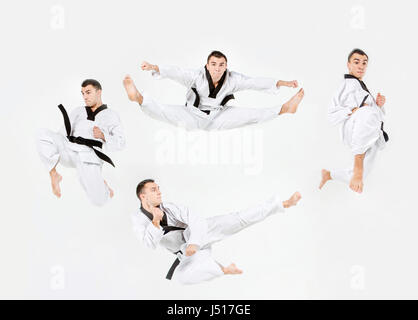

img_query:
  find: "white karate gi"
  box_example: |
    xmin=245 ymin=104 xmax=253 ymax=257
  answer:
xmin=328 ymin=75 xmax=387 ymax=184
xmin=131 ymin=196 xmax=285 ymax=285
xmin=36 ymin=105 xmax=125 ymax=206
xmin=141 ymin=65 xmax=282 ymax=130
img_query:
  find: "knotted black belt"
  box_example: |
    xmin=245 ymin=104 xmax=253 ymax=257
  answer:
xmin=190 ymin=88 xmax=235 ymax=116
xmin=58 ymin=104 xmax=115 ymax=167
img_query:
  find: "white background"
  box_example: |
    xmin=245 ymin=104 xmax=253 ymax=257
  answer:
xmin=1 ymin=0 xmax=417 ymax=299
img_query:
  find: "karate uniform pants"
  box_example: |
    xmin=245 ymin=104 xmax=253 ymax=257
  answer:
xmin=173 ymin=196 xmax=284 ymax=284
xmin=141 ymin=95 xmax=282 ymax=131
xmin=330 ymin=106 xmax=384 ymax=185
xmin=36 ymin=129 xmax=110 ymax=206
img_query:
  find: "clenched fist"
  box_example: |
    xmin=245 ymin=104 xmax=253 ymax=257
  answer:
xmin=150 ymin=207 xmax=164 ymax=221
xmin=93 ymin=126 xmax=105 ymax=140
xmin=141 ymin=61 xmax=155 ymax=71
xmin=376 ymin=93 xmax=386 ymax=107
xmin=185 ymin=244 xmax=198 ymax=257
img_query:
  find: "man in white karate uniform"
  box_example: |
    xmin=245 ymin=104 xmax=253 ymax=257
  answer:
xmin=36 ymin=79 xmax=126 ymax=206
xmin=319 ymin=49 xmax=388 ymax=193
xmin=123 ymin=50 xmax=304 ymax=130
xmin=132 ymin=179 xmax=301 ymax=285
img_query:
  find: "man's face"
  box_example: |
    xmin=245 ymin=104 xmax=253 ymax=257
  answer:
xmin=347 ymin=53 xmax=368 ymax=79
xmin=206 ymin=56 xmax=227 ymax=83
xmin=81 ymin=85 xmax=101 ymax=107
xmin=140 ymin=182 xmax=162 ymax=207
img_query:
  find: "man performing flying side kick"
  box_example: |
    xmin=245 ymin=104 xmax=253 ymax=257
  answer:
xmin=132 ymin=179 xmax=301 ymax=285
xmin=123 ymin=50 xmax=304 ymax=130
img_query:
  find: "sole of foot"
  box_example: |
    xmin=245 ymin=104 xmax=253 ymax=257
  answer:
xmin=280 ymin=88 xmax=305 ymax=114
xmin=319 ymin=169 xmax=331 ymax=189
xmin=123 ymin=75 xmax=142 ymax=103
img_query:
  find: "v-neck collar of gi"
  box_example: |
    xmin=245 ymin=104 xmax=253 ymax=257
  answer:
xmin=140 ymin=205 xmax=168 ymax=226
xmin=344 ymin=74 xmax=370 ymax=93
xmin=205 ymin=66 xmax=227 ymax=99
xmin=85 ymin=104 xmax=108 ymax=121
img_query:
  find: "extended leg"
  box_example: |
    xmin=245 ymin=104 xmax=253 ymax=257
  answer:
xmin=204 ymin=192 xmax=301 ymax=246
xmin=207 ymin=89 xmax=304 ymax=130
xmin=123 ymin=75 xmax=199 ymax=129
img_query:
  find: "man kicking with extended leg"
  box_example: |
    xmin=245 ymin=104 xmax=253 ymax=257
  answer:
xmin=123 ymin=50 xmax=304 ymax=130
xmin=132 ymin=179 xmax=301 ymax=284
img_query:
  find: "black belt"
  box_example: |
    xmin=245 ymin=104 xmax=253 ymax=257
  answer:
xmin=166 ymin=250 xmax=182 ymax=280
xmin=381 ymin=122 xmax=389 ymax=142
xmin=162 ymin=225 xmax=186 ymax=280
xmin=58 ymin=104 xmax=115 ymax=167
xmin=358 ymin=97 xmax=389 ymax=143
xmin=190 ymin=88 xmax=235 ymax=116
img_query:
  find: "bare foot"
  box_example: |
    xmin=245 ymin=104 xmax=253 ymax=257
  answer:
xmin=222 ymin=263 xmax=243 ymax=275
xmin=283 ymin=192 xmax=302 ymax=208
xmin=279 ymin=88 xmax=304 ymax=115
xmin=349 ymin=174 xmax=363 ymax=193
xmin=104 ymin=180 xmax=114 ymax=198
xmin=49 ymin=169 xmax=62 ymax=198
xmin=123 ymin=75 xmax=143 ymax=104
xmin=319 ymin=169 xmax=332 ymax=190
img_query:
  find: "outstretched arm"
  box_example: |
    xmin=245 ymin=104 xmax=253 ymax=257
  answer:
xmin=277 ymin=80 xmax=298 ymax=88
xmin=231 ymin=71 xmax=280 ymax=94
xmin=142 ymin=60 xmax=198 ymax=88
xmin=231 ymin=71 xmax=298 ymax=94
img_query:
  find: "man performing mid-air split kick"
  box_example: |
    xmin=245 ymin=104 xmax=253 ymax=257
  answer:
xmin=319 ymin=49 xmax=389 ymax=193
xmin=36 ymin=79 xmax=126 ymax=206
xmin=132 ymin=179 xmax=301 ymax=285
xmin=123 ymin=50 xmax=304 ymax=130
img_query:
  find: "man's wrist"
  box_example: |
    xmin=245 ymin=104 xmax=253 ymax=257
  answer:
xmin=282 ymin=200 xmax=289 ymax=209
xmin=152 ymin=219 xmax=161 ymax=227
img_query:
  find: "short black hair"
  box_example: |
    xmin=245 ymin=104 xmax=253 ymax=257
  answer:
xmin=81 ymin=79 xmax=102 ymax=90
xmin=348 ymin=48 xmax=368 ymax=62
xmin=136 ymin=179 xmax=155 ymax=200
xmin=207 ymin=50 xmax=227 ymax=63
